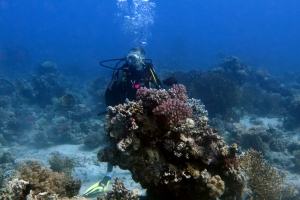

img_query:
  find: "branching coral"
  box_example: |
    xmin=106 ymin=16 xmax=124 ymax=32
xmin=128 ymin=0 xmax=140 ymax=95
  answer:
xmin=17 ymin=161 xmax=68 ymax=196
xmin=48 ymin=152 xmax=76 ymax=178
xmin=238 ymin=149 xmax=285 ymax=200
xmin=152 ymin=98 xmax=192 ymax=127
xmin=0 ymin=160 xmax=81 ymax=199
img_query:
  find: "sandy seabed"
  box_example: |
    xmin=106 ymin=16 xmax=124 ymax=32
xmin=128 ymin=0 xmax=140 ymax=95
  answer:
xmin=2 ymin=144 xmax=145 ymax=198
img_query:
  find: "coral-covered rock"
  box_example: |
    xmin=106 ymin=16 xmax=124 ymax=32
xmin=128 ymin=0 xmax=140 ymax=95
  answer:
xmin=97 ymin=178 xmax=140 ymax=200
xmin=222 ymin=56 xmax=252 ymax=85
xmin=48 ymin=152 xmax=76 ymax=177
xmin=65 ymin=178 xmax=82 ymax=198
xmin=97 ymin=84 xmax=246 ymax=199
xmin=30 ymin=61 xmax=65 ymax=107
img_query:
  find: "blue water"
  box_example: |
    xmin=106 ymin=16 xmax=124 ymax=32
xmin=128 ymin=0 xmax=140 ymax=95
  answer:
xmin=0 ymin=0 xmax=300 ymax=76
xmin=2 ymin=1 xmax=300 ymax=198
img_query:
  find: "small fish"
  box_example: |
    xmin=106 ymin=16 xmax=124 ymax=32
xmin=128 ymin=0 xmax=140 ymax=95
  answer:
xmin=163 ymin=77 xmax=178 ymax=86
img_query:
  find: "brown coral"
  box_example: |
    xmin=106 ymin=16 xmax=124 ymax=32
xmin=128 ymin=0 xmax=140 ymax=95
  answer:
xmin=238 ymin=149 xmax=285 ymax=200
xmin=207 ymin=175 xmax=225 ymax=198
xmin=0 ymin=160 xmax=81 ymax=199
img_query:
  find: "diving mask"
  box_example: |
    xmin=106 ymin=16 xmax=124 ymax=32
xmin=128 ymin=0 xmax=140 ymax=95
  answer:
xmin=126 ymin=52 xmax=144 ymax=71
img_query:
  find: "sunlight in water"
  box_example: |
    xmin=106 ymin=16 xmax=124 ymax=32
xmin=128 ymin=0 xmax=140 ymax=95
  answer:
xmin=116 ymin=0 xmax=156 ymax=46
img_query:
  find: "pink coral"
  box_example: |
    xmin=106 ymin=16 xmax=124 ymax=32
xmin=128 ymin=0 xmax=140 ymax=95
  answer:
xmin=168 ymin=84 xmax=188 ymax=102
xmin=152 ymin=98 xmax=192 ymax=126
xmin=136 ymin=84 xmax=192 ymax=127
xmin=136 ymin=87 xmax=170 ymax=106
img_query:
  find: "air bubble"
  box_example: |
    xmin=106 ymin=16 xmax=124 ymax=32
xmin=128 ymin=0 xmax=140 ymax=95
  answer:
xmin=116 ymin=0 xmax=156 ymax=46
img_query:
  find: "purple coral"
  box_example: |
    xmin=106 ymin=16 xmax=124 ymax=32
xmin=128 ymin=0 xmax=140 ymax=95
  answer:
xmin=136 ymin=84 xmax=192 ymax=127
xmin=168 ymin=84 xmax=188 ymax=102
xmin=136 ymin=87 xmax=170 ymax=106
xmin=152 ymin=98 xmax=192 ymax=126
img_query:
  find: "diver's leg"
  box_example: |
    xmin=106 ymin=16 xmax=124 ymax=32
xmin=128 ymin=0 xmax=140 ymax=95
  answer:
xmin=100 ymin=162 xmax=113 ymax=187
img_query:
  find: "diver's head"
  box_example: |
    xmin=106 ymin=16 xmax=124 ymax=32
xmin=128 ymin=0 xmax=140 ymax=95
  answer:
xmin=126 ymin=47 xmax=145 ymax=71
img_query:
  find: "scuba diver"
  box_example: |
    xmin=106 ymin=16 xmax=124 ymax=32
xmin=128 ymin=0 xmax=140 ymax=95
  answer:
xmin=83 ymin=47 xmax=177 ymax=197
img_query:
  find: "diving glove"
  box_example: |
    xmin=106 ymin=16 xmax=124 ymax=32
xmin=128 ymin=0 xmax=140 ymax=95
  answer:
xmin=82 ymin=176 xmax=111 ymax=197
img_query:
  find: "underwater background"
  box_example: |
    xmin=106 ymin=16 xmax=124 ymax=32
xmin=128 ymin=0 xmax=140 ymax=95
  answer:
xmin=1 ymin=0 xmax=300 ymax=199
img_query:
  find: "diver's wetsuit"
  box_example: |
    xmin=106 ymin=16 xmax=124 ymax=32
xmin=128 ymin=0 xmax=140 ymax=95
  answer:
xmin=105 ymin=62 xmax=163 ymax=106
xmin=104 ymin=62 xmax=163 ymax=174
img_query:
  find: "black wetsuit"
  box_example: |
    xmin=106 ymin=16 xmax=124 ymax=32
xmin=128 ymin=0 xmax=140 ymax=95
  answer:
xmin=105 ymin=62 xmax=163 ymax=107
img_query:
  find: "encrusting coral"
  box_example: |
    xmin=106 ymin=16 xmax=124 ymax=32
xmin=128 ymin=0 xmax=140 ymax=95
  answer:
xmin=97 ymin=84 xmax=246 ymax=200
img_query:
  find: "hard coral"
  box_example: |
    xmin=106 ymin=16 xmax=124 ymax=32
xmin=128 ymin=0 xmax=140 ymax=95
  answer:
xmin=0 ymin=178 xmax=29 ymax=199
xmin=65 ymin=178 xmax=82 ymax=198
xmin=97 ymin=178 xmax=140 ymax=200
xmin=207 ymin=175 xmax=225 ymax=199
xmin=98 ymin=84 xmax=246 ymax=200
xmin=222 ymin=56 xmax=252 ymax=85
xmin=48 ymin=152 xmax=76 ymax=178
xmin=152 ymin=98 xmax=192 ymax=127
xmin=238 ymin=149 xmax=285 ymax=200
xmin=6 ymin=160 xmax=80 ymax=199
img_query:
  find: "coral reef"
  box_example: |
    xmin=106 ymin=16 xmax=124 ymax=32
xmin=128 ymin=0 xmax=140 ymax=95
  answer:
xmin=16 ymin=61 xmax=66 ymax=107
xmin=17 ymin=160 xmax=68 ymax=196
xmin=206 ymin=175 xmax=225 ymax=198
xmin=225 ymin=121 xmax=288 ymax=156
xmin=67 ymin=104 xmax=92 ymax=121
xmin=97 ymin=178 xmax=141 ymax=200
xmin=0 ymin=178 xmax=30 ymax=199
xmin=0 ymin=160 xmax=81 ymax=199
xmin=239 ymin=149 xmax=285 ymax=200
xmin=97 ymin=84 xmax=246 ymax=199
xmin=65 ymin=179 xmax=82 ymax=198
xmin=165 ymin=70 xmax=241 ymax=118
xmin=48 ymin=152 xmax=76 ymax=177
xmin=61 ymin=93 xmax=76 ymax=108
xmin=222 ymin=55 xmax=252 ymax=85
